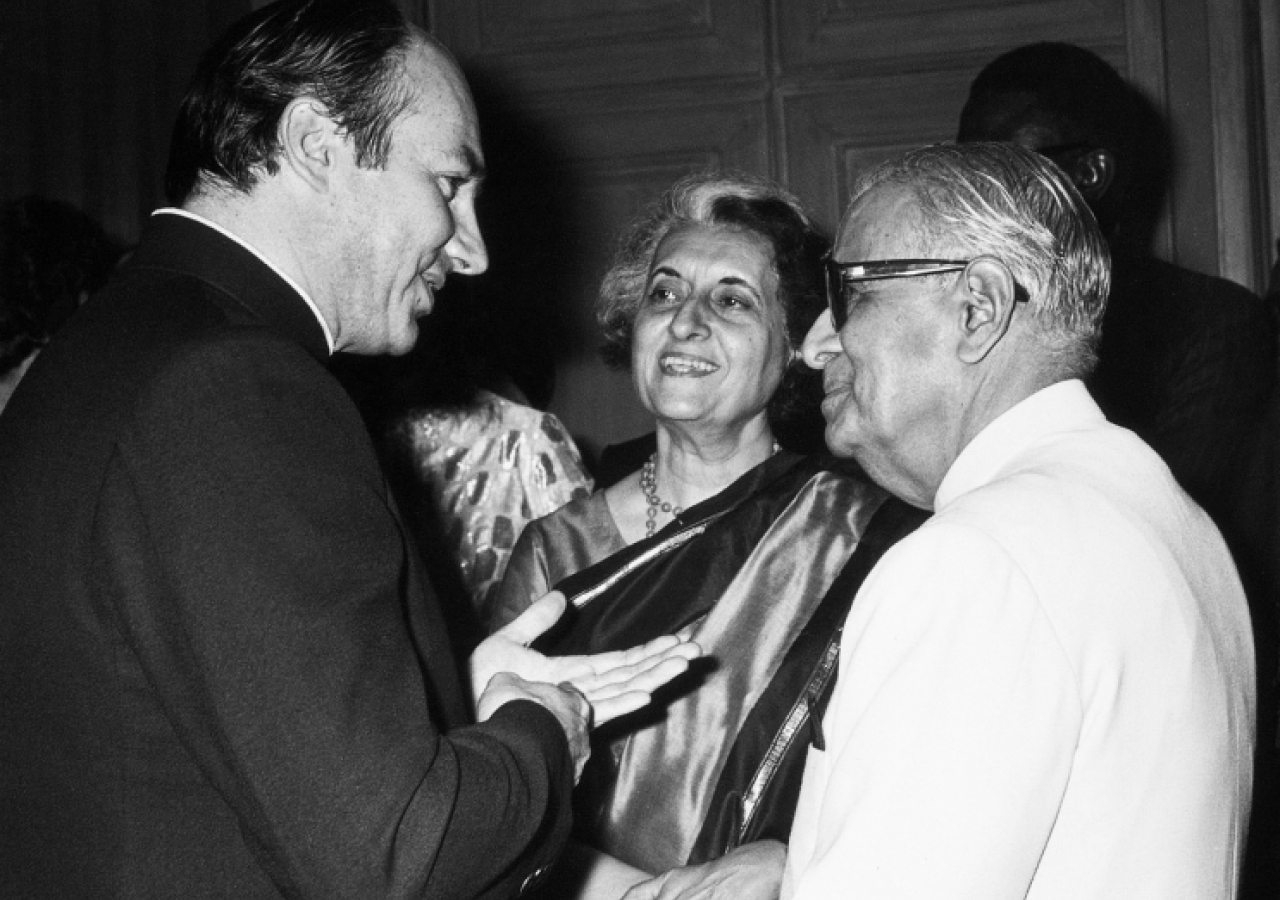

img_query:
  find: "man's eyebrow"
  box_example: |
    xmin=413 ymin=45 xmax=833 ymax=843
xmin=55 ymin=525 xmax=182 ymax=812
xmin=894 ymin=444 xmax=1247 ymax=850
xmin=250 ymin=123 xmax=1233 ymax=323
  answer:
xmin=450 ymin=145 xmax=487 ymax=181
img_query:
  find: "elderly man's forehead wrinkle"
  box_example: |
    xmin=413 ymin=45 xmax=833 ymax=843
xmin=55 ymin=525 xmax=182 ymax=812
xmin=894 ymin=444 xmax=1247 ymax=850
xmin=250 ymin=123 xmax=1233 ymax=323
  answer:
xmin=840 ymin=189 xmax=932 ymax=260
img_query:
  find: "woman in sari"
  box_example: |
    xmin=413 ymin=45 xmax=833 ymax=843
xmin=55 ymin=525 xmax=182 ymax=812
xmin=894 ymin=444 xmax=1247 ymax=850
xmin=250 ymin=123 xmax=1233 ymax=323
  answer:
xmin=491 ymin=171 xmax=926 ymax=897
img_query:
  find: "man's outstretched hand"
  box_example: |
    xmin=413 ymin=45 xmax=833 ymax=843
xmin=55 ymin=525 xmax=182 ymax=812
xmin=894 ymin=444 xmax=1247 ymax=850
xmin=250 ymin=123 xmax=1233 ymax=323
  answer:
xmin=471 ymin=591 xmax=702 ymax=727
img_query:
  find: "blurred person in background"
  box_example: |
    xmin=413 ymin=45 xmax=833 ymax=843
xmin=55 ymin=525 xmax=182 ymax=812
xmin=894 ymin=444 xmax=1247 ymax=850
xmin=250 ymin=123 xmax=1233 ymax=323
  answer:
xmin=0 ymin=195 xmax=125 ymax=413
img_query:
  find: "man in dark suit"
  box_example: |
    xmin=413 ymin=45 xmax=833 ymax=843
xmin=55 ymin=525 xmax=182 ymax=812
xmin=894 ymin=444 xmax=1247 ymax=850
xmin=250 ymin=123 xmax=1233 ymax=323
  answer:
xmin=0 ymin=2 xmax=694 ymax=898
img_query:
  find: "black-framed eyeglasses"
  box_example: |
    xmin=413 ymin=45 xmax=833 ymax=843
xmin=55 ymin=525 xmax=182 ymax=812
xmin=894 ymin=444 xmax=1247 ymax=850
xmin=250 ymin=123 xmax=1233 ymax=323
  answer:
xmin=824 ymin=256 xmax=1029 ymax=329
xmin=824 ymin=258 xmax=969 ymax=329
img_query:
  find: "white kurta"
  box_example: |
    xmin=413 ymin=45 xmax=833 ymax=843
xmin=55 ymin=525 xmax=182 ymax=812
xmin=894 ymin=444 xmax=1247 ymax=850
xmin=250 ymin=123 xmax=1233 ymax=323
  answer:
xmin=784 ymin=380 xmax=1255 ymax=900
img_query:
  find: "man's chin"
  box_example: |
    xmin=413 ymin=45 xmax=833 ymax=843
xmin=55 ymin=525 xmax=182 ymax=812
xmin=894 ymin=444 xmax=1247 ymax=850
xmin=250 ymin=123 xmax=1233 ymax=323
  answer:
xmin=383 ymin=320 xmax=422 ymax=356
xmin=823 ymin=424 xmax=858 ymax=460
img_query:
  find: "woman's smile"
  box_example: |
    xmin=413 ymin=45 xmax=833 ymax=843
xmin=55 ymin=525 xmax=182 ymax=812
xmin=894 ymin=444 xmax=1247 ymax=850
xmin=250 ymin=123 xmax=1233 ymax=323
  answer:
xmin=659 ymin=352 xmax=719 ymax=376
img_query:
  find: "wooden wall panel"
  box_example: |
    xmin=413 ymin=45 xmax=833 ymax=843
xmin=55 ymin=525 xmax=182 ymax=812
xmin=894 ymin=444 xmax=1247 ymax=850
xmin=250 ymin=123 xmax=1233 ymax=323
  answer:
xmin=432 ymin=0 xmax=765 ymax=95
xmin=775 ymin=0 xmax=1125 ymax=76
xmin=2 ymin=0 xmax=253 ymax=244
xmin=1264 ymin=0 xmax=1280 ymax=276
xmin=1107 ymin=0 xmax=1265 ymax=289
xmin=778 ymin=46 xmax=1133 ymax=237
xmin=779 ymin=68 xmax=975 ymax=234
xmin=1204 ymin=0 xmax=1261 ymax=287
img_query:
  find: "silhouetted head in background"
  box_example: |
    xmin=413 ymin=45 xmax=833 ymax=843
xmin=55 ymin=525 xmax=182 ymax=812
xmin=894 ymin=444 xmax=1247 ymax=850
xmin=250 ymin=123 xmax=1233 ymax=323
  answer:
xmin=0 ymin=196 xmax=125 ymax=399
xmin=957 ymin=41 xmax=1168 ymax=250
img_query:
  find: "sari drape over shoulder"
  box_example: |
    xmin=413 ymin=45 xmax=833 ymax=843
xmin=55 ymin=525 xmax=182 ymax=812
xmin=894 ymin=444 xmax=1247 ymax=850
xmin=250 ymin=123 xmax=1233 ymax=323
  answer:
xmin=538 ymin=452 xmax=927 ymax=873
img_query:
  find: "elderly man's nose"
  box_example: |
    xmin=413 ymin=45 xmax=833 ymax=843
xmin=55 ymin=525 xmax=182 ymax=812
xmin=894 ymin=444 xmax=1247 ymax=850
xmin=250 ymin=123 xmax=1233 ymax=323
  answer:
xmin=801 ymin=310 xmax=842 ymax=369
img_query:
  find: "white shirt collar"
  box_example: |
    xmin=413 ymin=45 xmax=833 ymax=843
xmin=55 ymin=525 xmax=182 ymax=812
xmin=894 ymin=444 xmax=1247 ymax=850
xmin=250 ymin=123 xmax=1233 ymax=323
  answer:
xmin=152 ymin=208 xmax=335 ymax=354
xmin=934 ymin=379 xmax=1104 ymax=509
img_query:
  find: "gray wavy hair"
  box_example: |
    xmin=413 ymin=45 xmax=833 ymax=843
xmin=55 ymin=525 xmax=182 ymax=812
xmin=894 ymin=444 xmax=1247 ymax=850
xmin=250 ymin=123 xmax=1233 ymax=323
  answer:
xmin=850 ymin=141 xmax=1110 ymax=378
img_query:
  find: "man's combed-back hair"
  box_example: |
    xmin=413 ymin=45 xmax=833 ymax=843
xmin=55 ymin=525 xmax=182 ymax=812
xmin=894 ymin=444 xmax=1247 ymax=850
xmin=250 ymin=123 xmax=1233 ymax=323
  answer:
xmin=164 ymin=0 xmax=414 ymax=204
xmin=852 ymin=142 xmax=1110 ymax=378
xmin=596 ymin=170 xmax=831 ymax=450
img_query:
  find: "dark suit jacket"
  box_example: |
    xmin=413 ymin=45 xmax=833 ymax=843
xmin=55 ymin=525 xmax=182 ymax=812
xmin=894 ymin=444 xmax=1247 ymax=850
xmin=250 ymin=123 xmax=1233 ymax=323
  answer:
xmin=0 ymin=213 xmax=572 ymax=900
xmin=1090 ymin=251 xmax=1278 ymax=527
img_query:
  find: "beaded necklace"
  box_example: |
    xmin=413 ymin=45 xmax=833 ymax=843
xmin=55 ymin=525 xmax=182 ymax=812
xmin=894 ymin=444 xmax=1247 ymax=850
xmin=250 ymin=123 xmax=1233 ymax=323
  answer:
xmin=640 ymin=452 xmax=682 ymax=537
xmin=641 ymin=441 xmax=780 ymax=537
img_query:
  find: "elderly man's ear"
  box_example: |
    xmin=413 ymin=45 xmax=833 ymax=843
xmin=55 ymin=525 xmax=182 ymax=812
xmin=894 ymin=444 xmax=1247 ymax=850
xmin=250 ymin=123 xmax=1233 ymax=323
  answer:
xmin=955 ymin=257 xmax=1020 ymax=364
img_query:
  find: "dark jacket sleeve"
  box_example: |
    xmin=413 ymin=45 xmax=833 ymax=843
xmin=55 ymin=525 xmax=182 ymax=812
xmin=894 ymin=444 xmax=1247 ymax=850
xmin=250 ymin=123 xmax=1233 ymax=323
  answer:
xmin=1112 ymin=263 xmax=1277 ymax=523
xmin=92 ymin=330 xmax=571 ymax=900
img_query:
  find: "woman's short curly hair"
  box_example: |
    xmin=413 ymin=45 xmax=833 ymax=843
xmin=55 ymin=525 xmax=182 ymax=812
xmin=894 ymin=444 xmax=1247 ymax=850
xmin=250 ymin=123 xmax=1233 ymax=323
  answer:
xmin=596 ymin=171 xmax=831 ymax=450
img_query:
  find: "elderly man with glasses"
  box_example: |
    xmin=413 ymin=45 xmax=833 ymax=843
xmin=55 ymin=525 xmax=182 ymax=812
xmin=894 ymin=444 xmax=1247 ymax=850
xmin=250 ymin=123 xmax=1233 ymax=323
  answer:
xmin=758 ymin=141 xmax=1255 ymax=900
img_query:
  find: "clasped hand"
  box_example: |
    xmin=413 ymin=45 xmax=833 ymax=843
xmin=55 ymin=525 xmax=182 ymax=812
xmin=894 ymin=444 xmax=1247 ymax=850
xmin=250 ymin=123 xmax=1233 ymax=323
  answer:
xmin=470 ymin=591 xmax=701 ymax=775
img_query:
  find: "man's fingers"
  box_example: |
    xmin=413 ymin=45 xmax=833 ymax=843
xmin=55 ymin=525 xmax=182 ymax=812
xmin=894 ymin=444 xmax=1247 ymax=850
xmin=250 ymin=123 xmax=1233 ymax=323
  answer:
xmin=611 ymin=632 xmax=683 ymax=665
xmin=583 ymin=654 xmax=700 ymax=726
xmin=576 ymin=634 xmax=702 ymax=679
xmin=586 ymin=654 xmax=696 ymax=697
xmin=494 ymin=590 xmax=567 ymax=647
xmin=610 ymin=633 xmax=695 ymax=668
xmin=591 ymin=690 xmax=651 ymax=726
xmin=545 ymin=634 xmax=700 ymax=687
xmin=575 ymin=641 xmax=701 ymax=692
xmin=564 ymin=633 xmax=685 ymax=676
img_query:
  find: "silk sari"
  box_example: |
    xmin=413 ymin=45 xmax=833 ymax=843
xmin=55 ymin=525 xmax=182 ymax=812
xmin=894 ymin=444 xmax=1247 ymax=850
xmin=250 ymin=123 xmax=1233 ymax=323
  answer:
xmin=538 ymin=452 xmax=927 ymax=872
